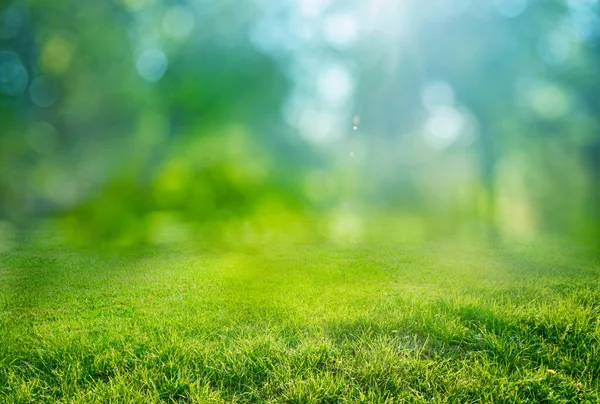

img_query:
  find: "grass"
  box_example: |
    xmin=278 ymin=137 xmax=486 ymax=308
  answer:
xmin=1 ymin=234 xmax=599 ymax=403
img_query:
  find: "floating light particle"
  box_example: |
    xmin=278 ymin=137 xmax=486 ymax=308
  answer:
xmin=317 ymin=64 xmax=354 ymax=106
xmin=0 ymin=50 xmax=28 ymax=95
xmin=323 ymin=12 xmax=359 ymax=50
xmin=29 ymin=76 xmax=59 ymax=107
xmin=136 ymin=48 xmax=168 ymax=82
xmin=494 ymin=0 xmax=528 ymax=18
xmin=163 ymin=6 xmax=194 ymax=40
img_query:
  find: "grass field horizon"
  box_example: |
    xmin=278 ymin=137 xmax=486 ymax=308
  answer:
xmin=1 ymin=228 xmax=598 ymax=403
xmin=4 ymin=0 xmax=600 ymax=402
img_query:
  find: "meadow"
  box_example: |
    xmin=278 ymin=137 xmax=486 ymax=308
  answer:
xmin=3 ymin=0 xmax=600 ymax=402
xmin=1 ymin=234 xmax=599 ymax=403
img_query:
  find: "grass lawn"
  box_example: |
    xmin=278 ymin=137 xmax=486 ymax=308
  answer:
xmin=1 ymin=235 xmax=599 ymax=403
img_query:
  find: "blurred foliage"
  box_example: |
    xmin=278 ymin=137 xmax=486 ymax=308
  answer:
xmin=0 ymin=0 xmax=599 ymax=246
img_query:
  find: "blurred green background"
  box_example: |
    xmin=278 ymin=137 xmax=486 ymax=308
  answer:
xmin=1 ymin=0 xmax=599 ymax=247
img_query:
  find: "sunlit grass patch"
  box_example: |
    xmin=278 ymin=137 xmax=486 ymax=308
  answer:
xmin=1 ymin=238 xmax=598 ymax=403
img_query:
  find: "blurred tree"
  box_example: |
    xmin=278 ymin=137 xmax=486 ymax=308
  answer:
xmin=0 ymin=0 xmax=598 ymax=246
